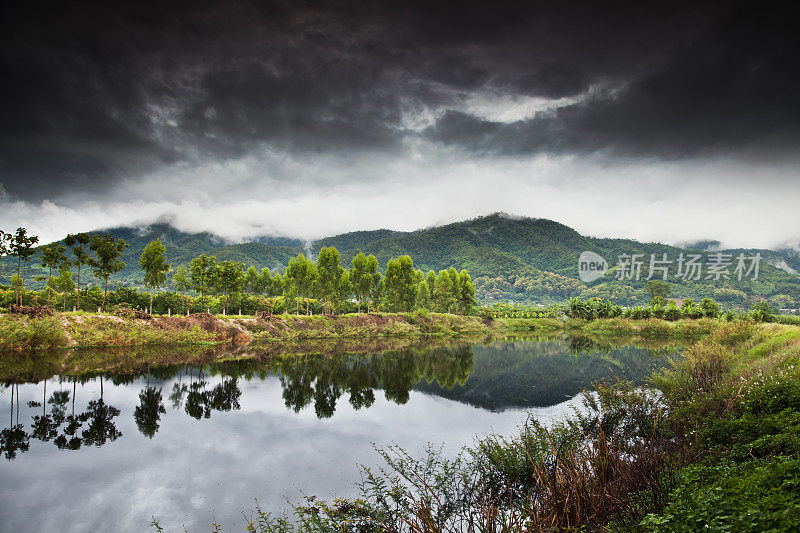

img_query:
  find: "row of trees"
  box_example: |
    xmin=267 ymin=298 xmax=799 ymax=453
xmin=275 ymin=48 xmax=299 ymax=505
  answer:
xmin=1 ymin=227 xmax=476 ymax=315
xmin=172 ymin=247 xmax=476 ymax=315
xmin=1 ymin=228 xmax=129 ymax=312
xmin=566 ymin=296 xmax=724 ymax=321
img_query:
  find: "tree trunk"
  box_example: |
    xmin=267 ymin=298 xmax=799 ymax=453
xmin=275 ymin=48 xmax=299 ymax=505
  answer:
xmin=102 ymin=277 xmax=109 ymax=312
xmin=76 ymin=265 xmax=82 ymax=311
xmin=150 ymin=292 xmax=153 ymax=315
xmin=47 ymin=267 xmax=53 ymax=305
xmin=16 ymin=255 xmax=21 ymax=305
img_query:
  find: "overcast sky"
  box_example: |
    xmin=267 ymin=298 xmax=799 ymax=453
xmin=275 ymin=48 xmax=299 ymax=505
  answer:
xmin=1 ymin=0 xmax=798 ymax=248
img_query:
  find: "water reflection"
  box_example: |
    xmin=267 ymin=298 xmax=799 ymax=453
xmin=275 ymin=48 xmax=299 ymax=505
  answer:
xmin=1 ymin=377 xmax=126 ymax=459
xmin=134 ymin=387 xmax=165 ymax=438
xmin=1 ymin=337 xmax=675 ymax=462
xmin=416 ymin=336 xmax=673 ymax=410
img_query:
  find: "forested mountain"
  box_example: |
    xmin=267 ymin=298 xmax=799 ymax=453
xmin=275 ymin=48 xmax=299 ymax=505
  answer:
xmin=2 ymin=213 xmax=799 ymax=307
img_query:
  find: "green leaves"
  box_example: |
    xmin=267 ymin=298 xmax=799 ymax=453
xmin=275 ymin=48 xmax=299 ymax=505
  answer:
xmin=384 ymin=255 xmax=415 ymax=312
xmin=85 ymin=233 xmax=129 ymax=310
xmin=316 ymin=247 xmax=346 ymax=313
xmin=139 ymin=239 xmax=171 ymax=292
xmin=286 ymin=254 xmax=318 ymax=314
xmin=189 ymin=254 xmax=217 ymax=306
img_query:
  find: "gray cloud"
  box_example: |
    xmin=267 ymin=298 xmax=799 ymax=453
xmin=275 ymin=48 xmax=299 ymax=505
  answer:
xmin=1 ymin=0 xmax=798 ymax=250
xmin=2 ymin=0 xmax=799 ymax=201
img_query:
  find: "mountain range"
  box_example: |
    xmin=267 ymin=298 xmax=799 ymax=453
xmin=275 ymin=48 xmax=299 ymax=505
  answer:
xmin=2 ymin=213 xmax=799 ymax=307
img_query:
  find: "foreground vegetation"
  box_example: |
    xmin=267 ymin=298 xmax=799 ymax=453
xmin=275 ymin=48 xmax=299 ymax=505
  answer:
xmin=146 ymin=320 xmax=800 ymax=532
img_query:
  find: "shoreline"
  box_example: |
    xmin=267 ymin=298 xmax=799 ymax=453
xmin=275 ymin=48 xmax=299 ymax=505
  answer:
xmin=1 ymin=311 xmax=718 ymax=351
xmin=1 ymin=312 xmax=717 ymax=381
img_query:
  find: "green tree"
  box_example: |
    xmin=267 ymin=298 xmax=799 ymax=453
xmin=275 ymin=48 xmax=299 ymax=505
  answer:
xmin=316 ymin=247 xmax=347 ymax=314
xmin=426 ymin=270 xmax=436 ymax=297
xmin=39 ymin=242 xmax=68 ymax=306
xmin=88 ymin=234 xmax=129 ymax=312
xmin=212 ymin=260 xmax=245 ymax=314
xmin=189 ymin=254 xmax=216 ymax=310
xmin=415 ymin=280 xmax=431 ymax=310
xmin=244 ymin=266 xmax=262 ymax=295
xmin=751 ymin=300 xmax=775 ymax=322
xmin=10 ymin=274 xmax=24 ymax=304
xmin=271 ymin=271 xmax=284 ymax=295
xmin=350 ymin=252 xmax=380 ymax=313
xmin=700 ymin=297 xmax=720 ymax=318
xmin=52 ymin=264 xmax=76 ymax=311
xmin=369 ymin=270 xmax=383 ymax=312
xmin=173 ymin=265 xmax=192 ymax=313
xmin=456 ymin=270 xmax=476 ymax=314
xmin=7 ymin=227 xmax=39 ymax=305
xmin=645 ymin=280 xmax=671 ymax=302
xmin=139 ymin=240 xmax=171 ymax=314
xmin=338 ymin=269 xmax=351 ymax=313
xmin=0 ymin=230 xmax=8 ymax=257
xmin=433 ymin=270 xmax=457 ymax=312
xmin=384 ymin=255 xmax=416 ymax=312
xmin=64 ymin=233 xmax=91 ymax=311
xmin=258 ymin=268 xmax=276 ymax=296
xmin=285 ymin=254 xmax=318 ymax=315
xmin=0 ymin=231 xmax=10 ymax=293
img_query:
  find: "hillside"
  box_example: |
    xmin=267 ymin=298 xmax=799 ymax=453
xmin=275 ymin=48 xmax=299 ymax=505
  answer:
xmin=2 ymin=213 xmax=799 ymax=307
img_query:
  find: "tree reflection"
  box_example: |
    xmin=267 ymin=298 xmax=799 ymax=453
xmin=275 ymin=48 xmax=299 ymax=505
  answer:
xmin=75 ymin=376 xmax=122 ymax=447
xmin=1 ymin=342 xmax=478 ymax=461
xmin=81 ymin=399 xmax=122 ymax=446
xmin=55 ymin=379 xmax=86 ymax=451
xmin=134 ymin=387 xmax=166 ymax=438
xmin=184 ymin=374 xmax=242 ymax=421
xmin=1 ymin=384 xmax=29 ymax=460
xmin=169 ymin=370 xmax=188 ymax=410
xmin=275 ymin=345 xmax=474 ymax=417
xmin=30 ymin=381 xmax=59 ymax=442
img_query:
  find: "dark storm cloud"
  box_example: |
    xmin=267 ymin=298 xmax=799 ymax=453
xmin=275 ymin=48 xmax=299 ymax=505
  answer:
xmin=1 ymin=0 xmax=798 ymax=200
xmin=425 ymin=4 xmax=800 ymax=159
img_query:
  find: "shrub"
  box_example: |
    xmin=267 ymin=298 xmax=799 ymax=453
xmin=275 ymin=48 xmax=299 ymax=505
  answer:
xmin=641 ymin=458 xmax=800 ymax=532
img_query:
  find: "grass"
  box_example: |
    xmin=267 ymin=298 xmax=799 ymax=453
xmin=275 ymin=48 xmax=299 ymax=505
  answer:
xmin=1 ymin=311 xmax=723 ymax=360
xmin=0 ymin=315 xmax=67 ymax=352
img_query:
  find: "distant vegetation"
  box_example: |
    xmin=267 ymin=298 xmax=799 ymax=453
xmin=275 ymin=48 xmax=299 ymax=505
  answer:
xmin=3 ymin=213 xmax=799 ymax=309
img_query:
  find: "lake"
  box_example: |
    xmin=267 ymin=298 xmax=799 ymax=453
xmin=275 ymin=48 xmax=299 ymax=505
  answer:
xmin=0 ymin=336 xmax=675 ymax=532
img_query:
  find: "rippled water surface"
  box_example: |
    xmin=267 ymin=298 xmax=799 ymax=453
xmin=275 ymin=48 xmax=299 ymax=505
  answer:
xmin=0 ymin=337 xmax=674 ymax=532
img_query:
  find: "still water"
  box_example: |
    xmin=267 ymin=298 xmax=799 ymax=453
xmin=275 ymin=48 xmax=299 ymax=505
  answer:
xmin=0 ymin=337 xmax=674 ymax=532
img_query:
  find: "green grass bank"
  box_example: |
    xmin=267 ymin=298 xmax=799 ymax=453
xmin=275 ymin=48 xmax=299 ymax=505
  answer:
xmin=0 ymin=311 xmax=718 ymax=354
